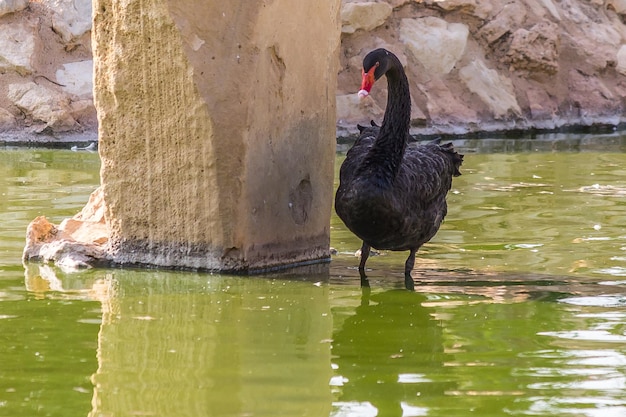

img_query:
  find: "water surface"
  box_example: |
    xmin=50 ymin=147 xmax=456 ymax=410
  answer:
xmin=1 ymin=135 xmax=625 ymax=417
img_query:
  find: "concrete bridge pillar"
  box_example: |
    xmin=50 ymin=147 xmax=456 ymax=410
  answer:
xmin=24 ymin=1 xmax=341 ymax=271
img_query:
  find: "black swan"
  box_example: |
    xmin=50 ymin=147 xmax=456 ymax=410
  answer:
xmin=335 ymin=48 xmax=463 ymax=290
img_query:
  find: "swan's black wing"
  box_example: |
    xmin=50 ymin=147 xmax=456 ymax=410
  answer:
xmin=380 ymin=140 xmax=462 ymax=249
xmin=338 ymin=125 xmax=379 ymax=186
xmin=396 ymin=140 xmax=462 ymax=205
xmin=336 ymin=130 xmax=463 ymax=252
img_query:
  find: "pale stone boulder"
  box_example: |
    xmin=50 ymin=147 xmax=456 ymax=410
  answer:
xmin=568 ymin=21 xmax=622 ymax=70
xmin=43 ymin=0 xmax=92 ymax=44
xmin=505 ymin=22 xmax=560 ymax=75
xmin=55 ymin=60 xmax=94 ymax=99
xmin=69 ymin=99 xmax=96 ymax=126
xmin=459 ymin=60 xmax=521 ymax=119
xmin=400 ymin=17 xmax=468 ymax=75
xmin=341 ymin=2 xmax=392 ymax=34
xmin=0 ymin=21 xmax=36 ymax=75
xmin=0 ymin=0 xmax=28 ymax=17
xmin=477 ymin=2 xmax=526 ymax=45
xmin=8 ymin=82 xmax=77 ymax=132
xmin=556 ymin=0 xmax=622 ymax=70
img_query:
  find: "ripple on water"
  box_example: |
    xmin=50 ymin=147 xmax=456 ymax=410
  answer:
xmin=540 ymin=329 xmax=626 ymax=343
xmin=559 ymin=295 xmax=626 ymax=307
xmin=522 ymin=398 xmax=626 ymax=417
xmin=515 ymin=349 xmax=626 ymax=416
xmin=594 ymin=266 xmax=626 ymax=277
xmin=331 ymin=401 xmax=378 ymax=417
xmin=575 ymin=184 xmax=626 ymax=197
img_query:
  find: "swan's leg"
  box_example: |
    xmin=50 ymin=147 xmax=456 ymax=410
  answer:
xmin=358 ymin=242 xmax=371 ymax=287
xmin=404 ymin=248 xmax=418 ymax=290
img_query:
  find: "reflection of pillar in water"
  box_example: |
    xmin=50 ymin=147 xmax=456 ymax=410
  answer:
xmin=88 ymin=271 xmax=333 ymax=417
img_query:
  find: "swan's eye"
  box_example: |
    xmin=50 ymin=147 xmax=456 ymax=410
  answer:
xmin=375 ymin=62 xmax=380 ymax=68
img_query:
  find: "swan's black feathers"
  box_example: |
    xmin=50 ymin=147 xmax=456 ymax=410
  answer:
xmin=337 ymin=126 xmax=462 ymax=251
xmin=356 ymin=120 xmax=379 ymax=134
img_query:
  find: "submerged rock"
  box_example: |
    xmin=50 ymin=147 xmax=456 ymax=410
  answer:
xmin=23 ymin=188 xmax=110 ymax=269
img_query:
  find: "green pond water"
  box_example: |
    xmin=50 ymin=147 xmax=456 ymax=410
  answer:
xmin=1 ymin=134 xmax=626 ymax=417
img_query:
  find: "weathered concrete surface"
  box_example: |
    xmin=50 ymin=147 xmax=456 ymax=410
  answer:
xmin=24 ymin=0 xmax=341 ymax=271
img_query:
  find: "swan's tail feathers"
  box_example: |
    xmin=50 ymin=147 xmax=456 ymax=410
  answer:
xmin=440 ymin=142 xmax=464 ymax=177
xmin=354 ymin=124 xmax=380 ymax=146
xmin=357 ymin=120 xmax=380 ymax=133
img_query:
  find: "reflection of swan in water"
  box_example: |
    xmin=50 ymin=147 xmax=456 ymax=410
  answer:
xmin=330 ymin=288 xmax=456 ymax=416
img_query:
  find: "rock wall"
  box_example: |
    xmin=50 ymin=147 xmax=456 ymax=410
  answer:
xmin=24 ymin=0 xmax=340 ymax=271
xmin=0 ymin=0 xmax=95 ymax=139
xmin=337 ymin=0 xmax=626 ymax=135
xmin=3 ymin=1 xmax=626 ymax=139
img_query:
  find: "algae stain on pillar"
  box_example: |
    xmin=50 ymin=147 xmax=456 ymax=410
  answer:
xmin=23 ymin=0 xmax=341 ymax=272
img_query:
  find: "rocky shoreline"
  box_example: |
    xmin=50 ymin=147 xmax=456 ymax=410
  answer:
xmin=336 ymin=0 xmax=626 ymax=137
xmin=3 ymin=0 xmax=626 ymax=143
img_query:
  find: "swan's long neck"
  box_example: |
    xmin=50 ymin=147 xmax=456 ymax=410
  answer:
xmin=362 ymin=56 xmax=411 ymax=185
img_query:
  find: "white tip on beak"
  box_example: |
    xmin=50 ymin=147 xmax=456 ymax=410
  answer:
xmin=357 ymin=89 xmax=369 ymax=99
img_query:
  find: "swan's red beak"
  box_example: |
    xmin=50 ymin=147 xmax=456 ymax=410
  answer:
xmin=357 ymin=66 xmax=376 ymax=98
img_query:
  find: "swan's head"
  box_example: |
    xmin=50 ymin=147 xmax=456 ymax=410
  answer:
xmin=358 ymin=48 xmax=392 ymax=99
